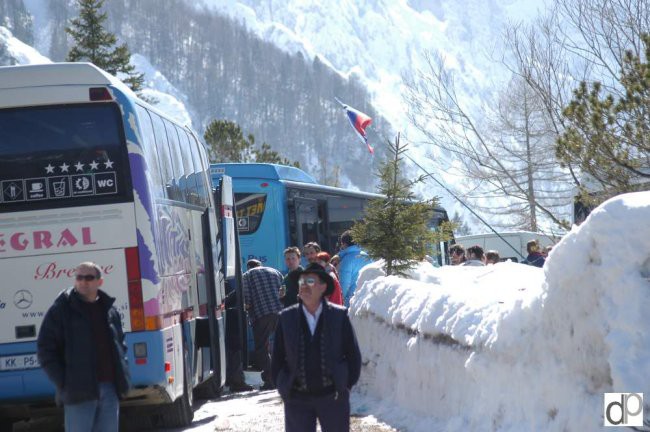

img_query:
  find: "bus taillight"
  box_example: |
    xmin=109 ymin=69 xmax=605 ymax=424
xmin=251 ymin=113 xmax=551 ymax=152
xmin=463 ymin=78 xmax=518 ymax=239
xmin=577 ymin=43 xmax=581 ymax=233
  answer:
xmin=89 ymin=87 xmax=113 ymax=101
xmin=125 ymin=247 xmax=145 ymax=331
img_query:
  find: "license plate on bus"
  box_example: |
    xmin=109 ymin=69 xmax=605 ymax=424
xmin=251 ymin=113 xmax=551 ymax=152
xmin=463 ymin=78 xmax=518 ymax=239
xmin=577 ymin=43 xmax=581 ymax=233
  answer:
xmin=0 ymin=354 xmax=40 ymax=371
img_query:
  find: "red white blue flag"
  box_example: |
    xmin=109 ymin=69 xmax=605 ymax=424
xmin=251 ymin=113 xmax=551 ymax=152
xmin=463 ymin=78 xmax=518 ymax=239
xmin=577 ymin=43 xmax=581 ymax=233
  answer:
xmin=335 ymin=97 xmax=374 ymax=154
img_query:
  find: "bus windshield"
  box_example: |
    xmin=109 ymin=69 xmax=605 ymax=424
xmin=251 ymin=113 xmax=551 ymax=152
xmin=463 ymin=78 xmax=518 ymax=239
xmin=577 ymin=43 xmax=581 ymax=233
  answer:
xmin=0 ymin=103 xmax=131 ymax=213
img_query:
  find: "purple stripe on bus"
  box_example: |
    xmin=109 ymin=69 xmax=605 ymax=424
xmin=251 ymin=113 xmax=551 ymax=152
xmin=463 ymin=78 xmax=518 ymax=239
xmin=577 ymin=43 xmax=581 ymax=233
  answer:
xmin=137 ymin=229 xmax=159 ymax=284
xmin=128 ymin=153 xmax=154 ymax=223
xmin=144 ymin=297 xmax=160 ymax=316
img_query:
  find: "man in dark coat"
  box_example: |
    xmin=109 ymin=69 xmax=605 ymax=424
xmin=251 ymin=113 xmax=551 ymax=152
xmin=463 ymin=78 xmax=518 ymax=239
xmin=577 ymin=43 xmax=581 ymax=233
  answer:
xmin=271 ymin=263 xmax=362 ymax=432
xmin=281 ymin=246 xmax=303 ymax=308
xmin=37 ymin=262 xmax=130 ymax=432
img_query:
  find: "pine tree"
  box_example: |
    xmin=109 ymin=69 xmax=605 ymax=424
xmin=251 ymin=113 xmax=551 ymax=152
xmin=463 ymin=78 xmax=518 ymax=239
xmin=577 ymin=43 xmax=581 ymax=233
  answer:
xmin=253 ymin=143 xmax=300 ymax=168
xmin=66 ymin=0 xmax=143 ymax=92
xmin=557 ymin=33 xmax=650 ymax=205
xmin=204 ymin=119 xmax=299 ymax=167
xmin=351 ymin=134 xmax=453 ymax=276
xmin=204 ymin=120 xmax=255 ymax=163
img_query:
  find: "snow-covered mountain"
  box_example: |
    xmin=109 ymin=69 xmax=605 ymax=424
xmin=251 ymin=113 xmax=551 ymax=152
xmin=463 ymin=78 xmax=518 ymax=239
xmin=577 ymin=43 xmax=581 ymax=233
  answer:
xmin=0 ymin=25 xmax=49 ymax=64
xmin=194 ymin=0 xmax=541 ymax=131
xmin=193 ymin=0 xmax=554 ymax=227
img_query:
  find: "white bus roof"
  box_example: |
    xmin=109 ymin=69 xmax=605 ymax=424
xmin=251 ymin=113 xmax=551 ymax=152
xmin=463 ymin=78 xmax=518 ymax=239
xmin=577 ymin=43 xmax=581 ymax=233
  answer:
xmin=0 ymin=62 xmax=131 ymax=93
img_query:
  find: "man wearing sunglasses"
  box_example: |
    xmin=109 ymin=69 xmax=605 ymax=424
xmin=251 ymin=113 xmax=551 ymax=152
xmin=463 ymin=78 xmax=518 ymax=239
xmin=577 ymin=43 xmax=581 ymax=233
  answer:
xmin=38 ymin=262 xmax=130 ymax=432
xmin=272 ymin=263 xmax=362 ymax=432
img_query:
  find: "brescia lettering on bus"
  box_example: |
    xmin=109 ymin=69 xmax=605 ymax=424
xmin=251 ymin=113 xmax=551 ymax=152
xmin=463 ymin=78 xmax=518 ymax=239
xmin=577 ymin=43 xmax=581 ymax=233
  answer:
xmin=34 ymin=262 xmax=114 ymax=280
xmin=0 ymin=227 xmax=96 ymax=253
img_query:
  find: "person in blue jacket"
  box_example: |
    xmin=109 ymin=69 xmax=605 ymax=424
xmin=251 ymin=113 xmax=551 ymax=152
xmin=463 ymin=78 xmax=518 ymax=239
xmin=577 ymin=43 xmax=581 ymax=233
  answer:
xmin=337 ymin=230 xmax=372 ymax=306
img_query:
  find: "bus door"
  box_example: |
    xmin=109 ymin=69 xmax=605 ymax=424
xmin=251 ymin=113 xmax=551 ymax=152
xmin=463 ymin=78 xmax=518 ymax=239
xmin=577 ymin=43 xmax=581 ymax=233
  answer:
xmin=215 ymin=176 xmax=247 ymax=373
xmin=197 ymin=208 xmax=225 ymax=391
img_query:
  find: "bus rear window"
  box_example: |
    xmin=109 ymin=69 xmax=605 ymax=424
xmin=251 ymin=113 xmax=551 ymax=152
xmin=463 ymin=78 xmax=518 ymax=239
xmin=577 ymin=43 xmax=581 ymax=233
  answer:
xmin=234 ymin=193 xmax=266 ymax=234
xmin=0 ymin=104 xmax=131 ymax=212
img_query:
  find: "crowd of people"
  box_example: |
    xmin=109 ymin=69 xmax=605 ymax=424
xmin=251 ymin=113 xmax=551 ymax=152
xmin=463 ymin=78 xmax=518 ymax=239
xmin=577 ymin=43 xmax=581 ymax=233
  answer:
xmin=32 ymin=230 xmax=370 ymax=432
xmin=35 ymin=232 xmax=554 ymax=432
xmin=448 ymin=239 xmax=553 ymax=268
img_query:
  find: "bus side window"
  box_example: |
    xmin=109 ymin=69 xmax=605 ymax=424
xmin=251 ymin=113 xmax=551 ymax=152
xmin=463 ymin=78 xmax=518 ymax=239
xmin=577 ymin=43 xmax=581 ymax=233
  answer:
xmin=195 ymin=140 xmax=214 ymax=208
xmin=163 ymin=119 xmax=185 ymax=202
xmin=135 ymin=106 xmax=165 ymax=199
xmin=326 ymin=195 xmax=365 ymax=251
xmin=150 ymin=113 xmax=175 ymax=200
xmin=184 ymin=129 xmax=207 ymax=207
xmin=176 ymin=126 xmax=200 ymax=205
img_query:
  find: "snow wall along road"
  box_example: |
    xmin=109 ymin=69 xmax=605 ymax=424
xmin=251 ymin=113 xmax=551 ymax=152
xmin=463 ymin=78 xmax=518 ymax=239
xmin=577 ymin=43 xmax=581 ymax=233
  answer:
xmin=349 ymin=192 xmax=650 ymax=431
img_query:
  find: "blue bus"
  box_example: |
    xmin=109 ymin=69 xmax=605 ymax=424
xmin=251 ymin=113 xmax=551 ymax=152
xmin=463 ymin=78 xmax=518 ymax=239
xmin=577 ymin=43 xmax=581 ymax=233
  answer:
xmin=210 ymin=163 xmax=452 ymax=272
xmin=0 ymin=63 xmax=231 ymax=428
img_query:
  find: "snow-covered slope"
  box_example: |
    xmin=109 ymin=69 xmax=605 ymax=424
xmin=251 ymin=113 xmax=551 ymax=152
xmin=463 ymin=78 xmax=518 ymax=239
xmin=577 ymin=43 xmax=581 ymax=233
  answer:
xmin=193 ymin=0 xmax=540 ymax=131
xmin=130 ymin=54 xmax=193 ymax=126
xmin=191 ymin=0 xmax=553 ymax=228
xmin=350 ymin=191 xmax=650 ymax=430
xmin=0 ymin=26 xmax=51 ymax=65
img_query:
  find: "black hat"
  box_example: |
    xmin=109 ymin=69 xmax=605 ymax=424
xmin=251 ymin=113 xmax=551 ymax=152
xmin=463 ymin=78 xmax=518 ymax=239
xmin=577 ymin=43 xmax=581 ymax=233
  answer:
xmin=290 ymin=263 xmax=335 ymax=297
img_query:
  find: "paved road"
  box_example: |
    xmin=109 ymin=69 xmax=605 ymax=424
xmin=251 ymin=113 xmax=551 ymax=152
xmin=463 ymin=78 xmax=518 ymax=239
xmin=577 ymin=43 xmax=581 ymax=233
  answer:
xmin=13 ymin=372 xmax=398 ymax=432
xmin=162 ymin=372 xmax=398 ymax=432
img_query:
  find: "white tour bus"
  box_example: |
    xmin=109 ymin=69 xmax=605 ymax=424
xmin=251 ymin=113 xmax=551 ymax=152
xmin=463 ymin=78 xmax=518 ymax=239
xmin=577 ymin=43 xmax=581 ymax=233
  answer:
xmin=0 ymin=63 xmax=230 ymax=428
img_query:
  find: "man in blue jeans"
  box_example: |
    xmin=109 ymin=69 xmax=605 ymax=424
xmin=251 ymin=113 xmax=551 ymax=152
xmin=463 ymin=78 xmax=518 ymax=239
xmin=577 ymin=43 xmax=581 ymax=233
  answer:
xmin=38 ymin=262 xmax=130 ymax=432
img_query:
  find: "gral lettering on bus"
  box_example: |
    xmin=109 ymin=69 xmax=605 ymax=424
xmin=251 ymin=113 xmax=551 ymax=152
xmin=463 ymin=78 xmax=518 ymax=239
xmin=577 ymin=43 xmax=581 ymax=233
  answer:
xmin=0 ymin=227 xmax=96 ymax=253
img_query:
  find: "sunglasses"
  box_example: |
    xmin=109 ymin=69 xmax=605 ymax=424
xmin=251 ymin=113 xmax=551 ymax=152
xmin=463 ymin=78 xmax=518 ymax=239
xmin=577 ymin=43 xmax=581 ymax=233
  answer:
xmin=298 ymin=277 xmax=318 ymax=287
xmin=75 ymin=274 xmax=98 ymax=281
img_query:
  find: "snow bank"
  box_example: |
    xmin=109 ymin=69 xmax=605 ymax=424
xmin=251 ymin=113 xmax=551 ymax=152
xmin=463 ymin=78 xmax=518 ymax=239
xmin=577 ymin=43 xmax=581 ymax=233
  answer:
xmin=350 ymin=192 xmax=650 ymax=431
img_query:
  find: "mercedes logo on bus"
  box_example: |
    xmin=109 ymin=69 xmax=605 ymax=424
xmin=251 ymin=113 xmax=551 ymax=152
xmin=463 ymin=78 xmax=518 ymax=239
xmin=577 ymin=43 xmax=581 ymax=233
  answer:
xmin=13 ymin=290 xmax=33 ymax=309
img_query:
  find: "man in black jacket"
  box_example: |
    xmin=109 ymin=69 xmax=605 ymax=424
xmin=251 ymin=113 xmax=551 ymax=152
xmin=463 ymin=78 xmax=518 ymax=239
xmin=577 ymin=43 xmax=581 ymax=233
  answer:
xmin=280 ymin=246 xmax=303 ymax=308
xmin=37 ymin=262 xmax=130 ymax=432
xmin=271 ymin=263 xmax=362 ymax=432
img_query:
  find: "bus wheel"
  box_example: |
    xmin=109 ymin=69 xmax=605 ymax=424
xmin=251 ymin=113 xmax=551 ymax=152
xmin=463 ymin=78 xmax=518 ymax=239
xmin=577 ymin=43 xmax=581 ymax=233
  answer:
xmin=164 ymin=347 xmax=194 ymax=427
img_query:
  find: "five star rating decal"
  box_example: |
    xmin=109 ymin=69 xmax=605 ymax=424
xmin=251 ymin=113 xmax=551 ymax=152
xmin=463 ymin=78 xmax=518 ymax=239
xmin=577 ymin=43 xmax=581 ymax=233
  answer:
xmin=0 ymin=158 xmax=119 ymax=204
xmin=43 ymin=159 xmax=114 ymax=174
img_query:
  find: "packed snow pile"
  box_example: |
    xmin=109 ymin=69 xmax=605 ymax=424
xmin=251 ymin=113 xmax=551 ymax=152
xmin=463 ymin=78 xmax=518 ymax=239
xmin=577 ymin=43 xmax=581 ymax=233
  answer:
xmin=350 ymin=192 xmax=650 ymax=431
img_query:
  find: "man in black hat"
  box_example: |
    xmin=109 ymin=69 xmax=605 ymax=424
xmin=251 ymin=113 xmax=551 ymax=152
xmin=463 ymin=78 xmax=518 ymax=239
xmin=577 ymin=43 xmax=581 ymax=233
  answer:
xmin=271 ymin=263 xmax=362 ymax=432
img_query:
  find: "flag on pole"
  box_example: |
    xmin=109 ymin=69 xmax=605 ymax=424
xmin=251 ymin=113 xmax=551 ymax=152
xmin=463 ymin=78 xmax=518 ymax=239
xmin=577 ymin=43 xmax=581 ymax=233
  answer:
xmin=335 ymin=97 xmax=374 ymax=154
